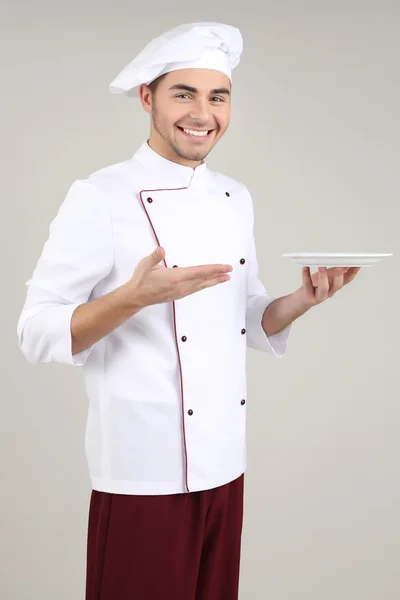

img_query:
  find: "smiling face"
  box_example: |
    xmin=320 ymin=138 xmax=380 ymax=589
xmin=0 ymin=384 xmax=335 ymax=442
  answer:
xmin=139 ymin=68 xmax=232 ymax=167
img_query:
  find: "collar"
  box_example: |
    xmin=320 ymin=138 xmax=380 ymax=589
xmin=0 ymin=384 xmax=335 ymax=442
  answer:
xmin=132 ymin=141 xmax=208 ymax=188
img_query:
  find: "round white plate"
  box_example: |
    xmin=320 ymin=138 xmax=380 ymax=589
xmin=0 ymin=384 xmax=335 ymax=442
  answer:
xmin=282 ymin=253 xmax=393 ymax=267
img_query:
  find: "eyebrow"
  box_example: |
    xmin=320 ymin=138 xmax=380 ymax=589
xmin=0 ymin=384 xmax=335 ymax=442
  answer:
xmin=168 ymin=84 xmax=230 ymax=96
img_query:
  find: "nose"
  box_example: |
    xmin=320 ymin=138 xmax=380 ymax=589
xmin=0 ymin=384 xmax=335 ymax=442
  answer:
xmin=188 ymin=98 xmax=211 ymax=124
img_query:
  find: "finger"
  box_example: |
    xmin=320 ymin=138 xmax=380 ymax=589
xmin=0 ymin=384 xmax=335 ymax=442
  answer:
xmin=328 ymin=274 xmax=344 ymax=297
xmin=194 ymin=273 xmax=231 ymax=291
xmin=327 ymin=267 xmax=344 ymax=276
xmin=302 ymin=266 xmax=316 ymax=303
xmin=324 ymin=267 xmax=347 ymax=283
xmin=343 ymin=267 xmax=361 ymax=284
xmin=145 ymin=246 xmax=165 ymax=267
xmin=315 ymin=267 xmax=330 ymax=303
xmin=137 ymin=247 xmax=165 ymax=274
xmin=310 ymin=267 xmax=342 ymax=287
xmin=334 ymin=267 xmax=348 ymax=275
xmin=178 ymin=264 xmax=233 ymax=282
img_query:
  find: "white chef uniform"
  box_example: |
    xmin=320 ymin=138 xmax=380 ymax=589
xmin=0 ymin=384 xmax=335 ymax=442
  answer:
xmin=17 ymin=22 xmax=291 ymax=495
xmin=17 ymin=142 xmax=291 ymax=495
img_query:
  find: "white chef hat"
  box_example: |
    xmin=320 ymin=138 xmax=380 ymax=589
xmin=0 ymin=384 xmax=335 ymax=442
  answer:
xmin=109 ymin=22 xmax=243 ymax=97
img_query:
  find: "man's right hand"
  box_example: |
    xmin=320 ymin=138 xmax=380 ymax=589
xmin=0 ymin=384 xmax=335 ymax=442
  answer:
xmin=126 ymin=246 xmax=233 ymax=309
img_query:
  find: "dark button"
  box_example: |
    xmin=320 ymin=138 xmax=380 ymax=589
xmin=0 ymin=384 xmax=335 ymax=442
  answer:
xmin=188 ymin=409 xmax=194 ymax=416
xmin=241 ymin=399 xmax=246 ymax=406
xmin=173 ymin=265 xmax=178 ymax=268
xmin=240 ymin=258 xmax=246 ymax=265
xmin=181 ymin=336 xmax=187 ymax=342
xmin=241 ymin=328 xmax=246 ymax=335
xmin=225 ymin=192 xmax=230 ymax=197
xmin=147 ymin=197 xmax=153 ymax=203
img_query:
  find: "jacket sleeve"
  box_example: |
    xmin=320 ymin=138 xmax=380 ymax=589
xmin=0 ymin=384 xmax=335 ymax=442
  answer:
xmin=245 ymin=200 xmax=291 ymax=357
xmin=16 ymin=179 xmax=114 ymax=366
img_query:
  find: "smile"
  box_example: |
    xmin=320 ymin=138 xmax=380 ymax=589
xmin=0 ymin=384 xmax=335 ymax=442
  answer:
xmin=177 ymin=126 xmax=213 ymax=140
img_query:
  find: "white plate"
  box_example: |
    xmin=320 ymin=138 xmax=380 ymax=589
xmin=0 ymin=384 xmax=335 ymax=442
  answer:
xmin=282 ymin=253 xmax=393 ymax=267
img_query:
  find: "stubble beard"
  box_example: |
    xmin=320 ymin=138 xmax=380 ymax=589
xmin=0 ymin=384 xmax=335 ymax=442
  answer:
xmin=152 ymin=105 xmax=211 ymax=164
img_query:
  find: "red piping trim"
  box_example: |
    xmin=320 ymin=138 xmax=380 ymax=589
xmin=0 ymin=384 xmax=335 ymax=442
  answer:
xmin=139 ymin=187 xmax=191 ymax=493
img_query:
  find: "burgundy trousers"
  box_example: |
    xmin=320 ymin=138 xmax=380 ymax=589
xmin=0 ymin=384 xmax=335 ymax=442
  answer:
xmin=85 ymin=474 xmax=244 ymax=600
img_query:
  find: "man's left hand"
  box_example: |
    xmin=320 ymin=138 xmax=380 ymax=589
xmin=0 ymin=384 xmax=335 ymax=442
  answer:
xmin=300 ymin=266 xmax=361 ymax=308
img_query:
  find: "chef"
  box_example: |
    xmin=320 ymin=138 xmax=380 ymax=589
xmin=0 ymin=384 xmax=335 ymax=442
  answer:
xmin=16 ymin=21 xmax=360 ymax=600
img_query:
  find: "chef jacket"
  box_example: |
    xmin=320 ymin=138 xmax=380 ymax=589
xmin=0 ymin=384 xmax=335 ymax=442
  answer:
xmin=17 ymin=141 xmax=291 ymax=495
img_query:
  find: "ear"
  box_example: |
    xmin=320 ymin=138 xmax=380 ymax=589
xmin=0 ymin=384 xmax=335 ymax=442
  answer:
xmin=139 ymin=84 xmax=153 ymax=114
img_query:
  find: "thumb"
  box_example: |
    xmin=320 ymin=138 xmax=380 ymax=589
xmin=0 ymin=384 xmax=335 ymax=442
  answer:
xmin=148 ymin=246 xmax=165 ymax=265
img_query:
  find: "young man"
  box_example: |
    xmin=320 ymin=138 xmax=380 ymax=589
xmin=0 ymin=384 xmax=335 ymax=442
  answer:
xmin=17 ymin=22 xmax=359 ymax=600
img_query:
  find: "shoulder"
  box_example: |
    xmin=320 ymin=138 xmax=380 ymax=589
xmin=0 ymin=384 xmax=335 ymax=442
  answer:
xmin=86 ymin=158 xmax=134 ymax=196
xmin=59 ymin=158 xmax=135 ymax=215
xmin=55 ymin=159 xmax=129 ymax=217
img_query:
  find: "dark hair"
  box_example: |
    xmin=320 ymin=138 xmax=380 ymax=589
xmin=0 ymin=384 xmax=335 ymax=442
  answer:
xmin=147 ymin=73 xmax=168 ymax=95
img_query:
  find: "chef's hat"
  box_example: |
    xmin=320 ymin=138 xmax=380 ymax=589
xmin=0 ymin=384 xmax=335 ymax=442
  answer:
xmin=109 ymin=22 xmax=243 ymax=97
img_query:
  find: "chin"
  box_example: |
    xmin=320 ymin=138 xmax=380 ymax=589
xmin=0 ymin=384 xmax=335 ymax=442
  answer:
xmin=171 ymin=144 xmax=206 ymax=163
xmin=183 ymin=150 xmax=209 ymax=162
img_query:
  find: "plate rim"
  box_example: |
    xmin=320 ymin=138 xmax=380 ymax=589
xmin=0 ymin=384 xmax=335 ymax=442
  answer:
xmin=282 ymin=252 xmax=393 ymax=258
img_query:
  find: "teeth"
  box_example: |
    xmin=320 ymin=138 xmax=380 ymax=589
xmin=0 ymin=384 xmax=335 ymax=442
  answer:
xmin=183 ymin=128 xmax=209 ymax=137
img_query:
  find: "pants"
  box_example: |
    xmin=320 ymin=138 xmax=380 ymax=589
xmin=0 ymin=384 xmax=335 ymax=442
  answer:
xmin=85 ymin=474 xmax=244 ymax=600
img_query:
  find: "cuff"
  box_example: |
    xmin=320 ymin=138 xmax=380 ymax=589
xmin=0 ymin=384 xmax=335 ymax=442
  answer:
xmin=49 ymin=303 xmax=95 ymax=365
xmin=246 ymin=295 xmax=291 ymax=357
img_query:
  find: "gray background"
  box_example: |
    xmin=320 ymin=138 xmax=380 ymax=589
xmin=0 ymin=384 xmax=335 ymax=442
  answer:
xmin=2 ymin=1 xmax=399 ymax=598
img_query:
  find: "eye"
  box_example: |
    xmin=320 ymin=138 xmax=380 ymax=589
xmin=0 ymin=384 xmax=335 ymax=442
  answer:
xmin=211 ymin=97 xmax=225 ymax=102
xmin=176 ymin=93 xmax=191 ymax=99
